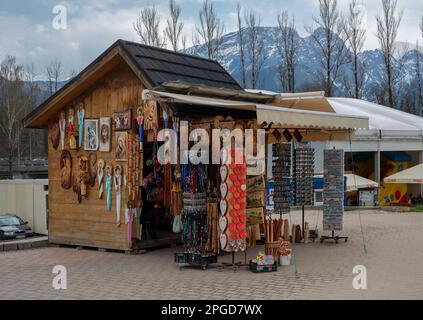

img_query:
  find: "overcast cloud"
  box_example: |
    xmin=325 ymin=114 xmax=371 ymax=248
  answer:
xmin=0 ymin=0 xmax=422 ymax=79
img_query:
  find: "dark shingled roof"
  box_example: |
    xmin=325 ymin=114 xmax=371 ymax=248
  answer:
xmin=23 ymin=39 xmax=241 ymax=128
xmin=120 ymin=40 xmax=241 ymax=90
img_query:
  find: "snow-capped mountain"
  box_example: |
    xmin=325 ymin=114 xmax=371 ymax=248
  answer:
xmin=186 ymin=26 xmax=423 ymax=104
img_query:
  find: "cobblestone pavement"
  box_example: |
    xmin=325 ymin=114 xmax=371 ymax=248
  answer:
xmin=1 ymin=210 xmax=423 ymax=300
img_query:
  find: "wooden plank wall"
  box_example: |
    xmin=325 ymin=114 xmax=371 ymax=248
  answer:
xmin=48 ymin=62 xmax=143 ymax=251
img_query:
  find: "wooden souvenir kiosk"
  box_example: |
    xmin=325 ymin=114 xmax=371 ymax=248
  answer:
xmin=23 ymin=40 xmax=369 ymax=253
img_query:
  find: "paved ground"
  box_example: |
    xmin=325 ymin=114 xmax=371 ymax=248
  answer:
xmin=1 ymin=210 xmax=423 ymax=300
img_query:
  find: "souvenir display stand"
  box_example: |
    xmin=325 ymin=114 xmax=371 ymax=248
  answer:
xmin=293 ymin=144 xmax=315 ymax=240
xmin=321 ymin=149 xmax=348 ymax=243
xmin=175 ymin=164 xmax=219 ymax=270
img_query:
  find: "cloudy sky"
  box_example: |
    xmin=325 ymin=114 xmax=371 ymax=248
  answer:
xmin=0 ymin=0 xmax=422 ymax=80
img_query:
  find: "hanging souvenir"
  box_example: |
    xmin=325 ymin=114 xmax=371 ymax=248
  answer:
xmin=220 ymin=149 xmax=247 ymax=252
xmin=143 ymin=100 xmax=158 ymax=142
xmin=105 ymin=164 xmax=113 ymax=211
xmin=78 ymin=156 xmax=89 ymax=197
xmin=115 ymin=132 xmax=128 ymax=161
xmin=60 ymin=150 xmax=72 ymax=189
xmin=97 ymin=159 xmax=105 ymax=199
xmin=49 ymin=120 xmax=60 ymax=150
xmin=84 ymin=119 xmax=99 ymax=151
xmin=68 ymin=107 xmax=77 ymax=150
xmin=113 ymin=109 xmax=132 ymax=131
xmin=77 ymin=102 xmax=85 ymax=148
xmin=114 ymin=164 xmax=123 ymax=226
xmin=99 ymin=117 xmax=111 ymax=152
xmin=88 ymin=152 xmax=97 ymax=188
xmin=59 ymin=111 xmax=66 ymax=150
xmin=136 ymin=106 xmax=144 ymax=152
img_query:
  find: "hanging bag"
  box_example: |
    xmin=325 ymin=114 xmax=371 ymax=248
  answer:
xmin=172 ymin=214 xmax=182 ymax=233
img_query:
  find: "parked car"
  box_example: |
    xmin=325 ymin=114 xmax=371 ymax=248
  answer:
xmin=0 ymin=214 xmax=33 ymax=240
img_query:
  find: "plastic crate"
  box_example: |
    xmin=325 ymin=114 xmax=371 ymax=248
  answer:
xmin=249 ymin=261 xmax=278 ymax=273
xmin=174 ymin=252 xmax=218 ymax=266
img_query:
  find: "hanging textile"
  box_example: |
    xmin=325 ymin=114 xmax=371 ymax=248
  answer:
xmin=205 ymin=201 xmax=219 ymax=254
xmin=164 ymin=164 xmax=172 ymax=208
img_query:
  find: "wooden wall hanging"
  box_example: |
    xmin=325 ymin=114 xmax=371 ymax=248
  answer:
xmin=116 ymin=132 xmax=128 ymax=162
xmin=143 ymin=100 xmax=157 ymax=131
xmin=105 ymin=164 xmax=113 ymax=211
xmin=97 ymin=159 xmax=105 ymax=199
xmin=99 ymin=117 xmax=111 ymax=152
xmin=59 ymin=111 xmax=66 ymax=150
xmin=49 ymin=120 xmax=60 ymax=150
xmin=88 ymin=152 xmax=97 ymax=188
xmin=114 ymin=164 xmax=123 ymax=226
xmin=136 ymin=107 xmax=144 ymax=152
xmin=77 ymin=103 xmax=85 ymax=148
xmin=113 ymin=109 xmax=132 ymax=131
xmin=60 ymin=150 xmax=72 ymax=190
xmin=84 ymin=119 xmax=99 ymax=151
xmin=68 ymin=107 xmax=77 ymax=150
xmin=78 ymin=156 xmax=89 ymax=198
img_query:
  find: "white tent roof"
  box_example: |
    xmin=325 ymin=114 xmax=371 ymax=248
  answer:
xmin=315 ymin=174 xmax=378 ymax=191
xmin=384 ymin=164 xmax=423 ymax=184
xmin=345 ymin=174 xmax=379 ymax=191
xmin=327 ymin=98 xmax=423 ymax=135
xmin=246 ymin=90 xmax=423 ymax=136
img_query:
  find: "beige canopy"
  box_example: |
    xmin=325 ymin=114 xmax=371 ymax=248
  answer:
xmin=143 ymin=90 xmax=369 ymax=132
xmin=384 ymin=164 xmax=423 ymax=184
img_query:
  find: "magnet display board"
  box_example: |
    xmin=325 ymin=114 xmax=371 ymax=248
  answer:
xmin=323 ymin=149 xmax=344 ymax=231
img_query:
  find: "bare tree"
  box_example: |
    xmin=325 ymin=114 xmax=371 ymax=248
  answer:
xmin=165 ymin=0 xmax=184 ymax=52
xmin=194 ymin=0 xmax=225 ymax=60
xmin=182 ymin=34 xmax=187 ymax=52
xmin=375 ymin=0 xmax=403 ymax=108
xmin=23 ymin=64 xmax=44 ymax=162
xmin=133 ymin=5 xmax=165 ymax=48
xmin=245 ymin=10 xmax=267 ymax=89
xmin=0 ymin=56 xmax=33 ymax=178
xmin=237 ymin=3 xmax=247 ymax=88
xmin=345 ymin=0 xmax=366 ymax=99
xmin=45 ymin=58 xmax=63 ymax=96
xmin=415 ymin=41 xmax=423 ymax=116
xmin=277 ymin=10 xmax=299 ymax=93
xmin=306 ymin=0 xmax=350 ymax=97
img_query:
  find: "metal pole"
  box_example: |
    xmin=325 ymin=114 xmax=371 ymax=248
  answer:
xmin=302 ymin=204 xmax=305 ymax=240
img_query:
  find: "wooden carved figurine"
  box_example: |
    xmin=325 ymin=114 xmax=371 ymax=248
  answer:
xmin=114 ymin=164 xmax=123 ymax=226
xmin=60 ymin=150 xmax=72 ymax=189
xmin=105 ymin=164 xmax=113 ymax=211
xmin=77 ymin=102 xmax=85 ymax=148
xmin=88 ymin=152 xmax=97 ymax=188
xmin=68 ymin=107 xmax=77 ymax=150
xmin=97 ymin=159 xmax=105 ymax=199
xmin=136 ymin=106 xmax=144 ymax=152
xmin=59 ymin=111 xmax=66 ymax=150
xmin=78 ymin=156 xmax=89 ymax=198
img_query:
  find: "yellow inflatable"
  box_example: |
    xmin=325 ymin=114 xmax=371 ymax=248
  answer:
xmin=380 ymin=160 xmax=408 ymax=206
